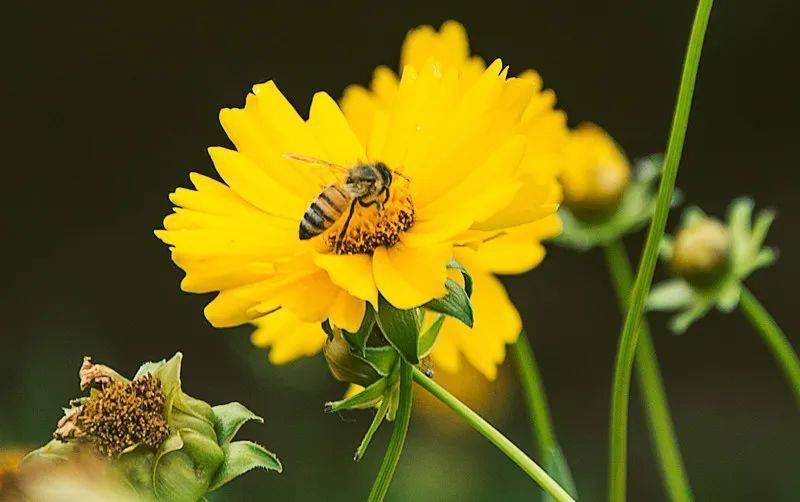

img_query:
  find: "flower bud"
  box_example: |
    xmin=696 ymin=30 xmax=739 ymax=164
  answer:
xmin=562 ymin=123 xmax=631 ymax=221
xmin=323 ymin=330 xmax=382 ymax=387
xmin=670 ymin=218 xmax=732 ymax=287
xmin=24 ymin=353 xmax=281 ymax=501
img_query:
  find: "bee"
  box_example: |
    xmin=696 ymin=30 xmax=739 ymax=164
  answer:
xmin=283 ymin=154 xmax=409 ymax=248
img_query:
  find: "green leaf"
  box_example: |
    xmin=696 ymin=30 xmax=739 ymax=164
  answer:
xmin=354 ymin=398 xmax=391 ymax=462
xmin=716 ymin=282 xmax=741 ymax=312
xmin=325 ymin=377 xmax=389 ymax=412
xmin=152 ymin=432 xmax=184 ymax=491
xmin=670 ymin=301 xmax=712 ymax=334
xmin=447 ymin=259 xmax=473 ymax=297
xmin=360 ymin=346 xmax=398 ymax=376
xmin=418 ymin=314 xmax=446 ymax=357
xmin=750 ymin=208 xmax=776 ymax=252
xmin=375 ymin=295 xmax=420 ymax=364
xmin=424 ymin=279 xmax=473 ymax=327
xmin=542 ymin=445 xmax=578 ymax=502
xmin=341 ymin=307 xmax=376 ymax=355
xmin=212 ymin=402 xmax=264 ymax=445
xmin=682 ymin=205 xmax=707 ymax=227
xmin=209 ymin=441 xmax=282 ymax=491
xmin=647 ymin=279 xmax=694 ymax=311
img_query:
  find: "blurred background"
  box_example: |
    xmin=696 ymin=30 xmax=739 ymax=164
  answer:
xmin=3 ymin=1 xmax=799 ymax=500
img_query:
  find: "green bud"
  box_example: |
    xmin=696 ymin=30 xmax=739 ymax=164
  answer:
xmin=670 ymin=218 xmax=732 ymax=288
xmin=324 ymin=330 xmax=383 ymax=387
xmin=24 ymin=353 xmax=281 ymax=501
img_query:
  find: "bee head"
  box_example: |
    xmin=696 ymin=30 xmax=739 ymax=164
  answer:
xmin=345 ymin=163 xmax=389 ymax=198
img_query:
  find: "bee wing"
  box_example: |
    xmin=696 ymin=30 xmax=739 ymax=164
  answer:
xmin=283 ymin=153 xmax=351 ymax=174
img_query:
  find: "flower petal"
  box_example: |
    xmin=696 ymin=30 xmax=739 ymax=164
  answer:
xmin=251 ymin=310 xmax=326 ymax=364
xmin=373 ymin=243 xmax=451 ymax=309
xmin=313 ymin=253 xmax=378 ymax=308
xmin=307 ymin=92 xmax=366 ymax=166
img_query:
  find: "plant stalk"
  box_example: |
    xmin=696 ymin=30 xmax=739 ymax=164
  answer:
xmin=367 ymin=361 xmax=413 ymax=502
xmin=604 ymin=240 xmax=693 ymax=502
xmin=412 ymin=368 xmax=575 ymax=502
xmin=739 ymin=287 xmax=800 ymax=407
xmin=512 ymin=333 xmax=557 ymax=459
xmin=608 ymin=1 xmax=713 ymax=500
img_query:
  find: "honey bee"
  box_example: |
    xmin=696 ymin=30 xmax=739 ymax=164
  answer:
xmin=283 ymin=154 xmax=409 ymax=248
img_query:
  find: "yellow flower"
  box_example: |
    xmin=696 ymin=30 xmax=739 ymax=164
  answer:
xmin=341 ymin=20 xmax=566 ymax=379
xmin=561 ymin=123 xmax=631 ymax=219
xmin=158 ymin=21 xmax=564 ymax=380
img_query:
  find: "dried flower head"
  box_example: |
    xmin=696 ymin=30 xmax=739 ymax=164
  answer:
xmin=71 ymin=374 xmax=170 ymax=457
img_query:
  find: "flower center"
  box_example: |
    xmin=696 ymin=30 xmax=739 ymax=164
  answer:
xmin=324 ymin=183 xmax=415 ymax=255
xmin=69 ymin=375 xmax=170 ymax=456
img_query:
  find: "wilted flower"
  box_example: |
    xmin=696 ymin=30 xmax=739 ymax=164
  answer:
xmin=24 ymin=353 xmax=281 ymax=501
xmin=649 ymin=198 xmax=777 ymax=332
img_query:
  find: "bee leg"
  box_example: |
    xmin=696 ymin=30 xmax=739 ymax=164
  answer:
xmin=336 ymin=200 xmax=357 ymax=253
xmin=381 ymin=187 xmax=390 ymax=209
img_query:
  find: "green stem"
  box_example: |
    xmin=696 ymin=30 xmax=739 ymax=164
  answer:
xmin=368 ymin=362 xmax=413 ymax=502
xmin=512 ymin=333 xmax=557 ymax=459
xmin=412 ymin=368 xmax=575 ymax=502
xmin=739 ymin=287 xmax=800 ymax=407
xmin=608 ymin=1 xmax=713 ymax=501
xmin=604 ymin=240 xmax=693 ymax=502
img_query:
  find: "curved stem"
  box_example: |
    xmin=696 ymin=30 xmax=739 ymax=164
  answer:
xmin=739 ymin=287 xmax=800 ymax=407
xmin=368 ymin=362 xmax=413 ymax=502
xmin=513 ymin=333 xmax=557 ymax=458
xmin=608 ymin=2 xmax=713 ymax=500
xmin=412 ymin=368 xmax=575 ymax=502
xmin=604 ymin=240 xmax=693 ymax=502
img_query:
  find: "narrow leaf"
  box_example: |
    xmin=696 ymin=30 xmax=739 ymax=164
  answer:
xmin=375 ymin=295 xmax=420 ymax=364
xmin=447 ymin=259 xmax=473 ymax=297
xmin=424 ymin=279 xmax=473 ymax=327
xmin=341 ymin=307 xmax=376 ymax=355
xmin=354 ymin=398 xmax=391 ymax=461
xmin=647 ymin=279 xmax=694 ymax=311
xmin=209 ymin=441 xmax=282 ymax=491
xmin=325 ymin=377 xmax=388 ymax=412
xmin=212 ymin=402 xmax=264 ymax=445
xmin=543 ymin=445 xmax=578 ymax=502
xmin=418 ymin=314 xmax=446 ymax=357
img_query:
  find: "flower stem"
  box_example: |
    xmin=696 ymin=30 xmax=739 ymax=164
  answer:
xmin=608 ymin=1 xmax=713 ymax=500
xmin=512 ymin=333 xmax=557 ymax=458
xmin=604 ymin=240 xmax=693 ymax=502
xmin=739 ymin=287 xmax=800 ymax=407
xmin=412 ymin=368 xmax=575 ymax=502
xmin=367 ymin=361 xmax=413 ymax=502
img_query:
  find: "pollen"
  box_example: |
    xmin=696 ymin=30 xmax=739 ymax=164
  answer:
xmin=68 ymin=374 xmax=170 ymax=457
xmin=325 ymin=185 xmax=415 ymax=255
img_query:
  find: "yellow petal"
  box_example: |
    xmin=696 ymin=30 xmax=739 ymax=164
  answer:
xmin=251 ymin=309 xmax=326 ymax=364
xmin=329 ymin=293 xmax=366 ymax=332
xmin=307 ymin=92 xmax=366 ymax=166
xmin=208 ymin=147 xmax=306 ymax=220
xmin=373 ymin=243 xmax=451 ymax=309
xmin=313 ymin=253 xmax=378 ymax=308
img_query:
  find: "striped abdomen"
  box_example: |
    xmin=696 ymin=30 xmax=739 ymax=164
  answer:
xmin=299 ymin=185 xmax=351 ymax=240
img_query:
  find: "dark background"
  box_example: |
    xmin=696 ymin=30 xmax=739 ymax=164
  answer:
xmin=3 ymin=1 xmax=798 ymax=500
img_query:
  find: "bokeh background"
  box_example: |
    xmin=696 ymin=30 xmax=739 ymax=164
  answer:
xmin=4 ymin=1 xmax=799 ymax=500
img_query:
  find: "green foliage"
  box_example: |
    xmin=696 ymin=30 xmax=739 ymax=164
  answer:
xmin=423 ymin=279 xmax=474 ymax=328
xmin=375 ymin=295 xmax=421 ymax=364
